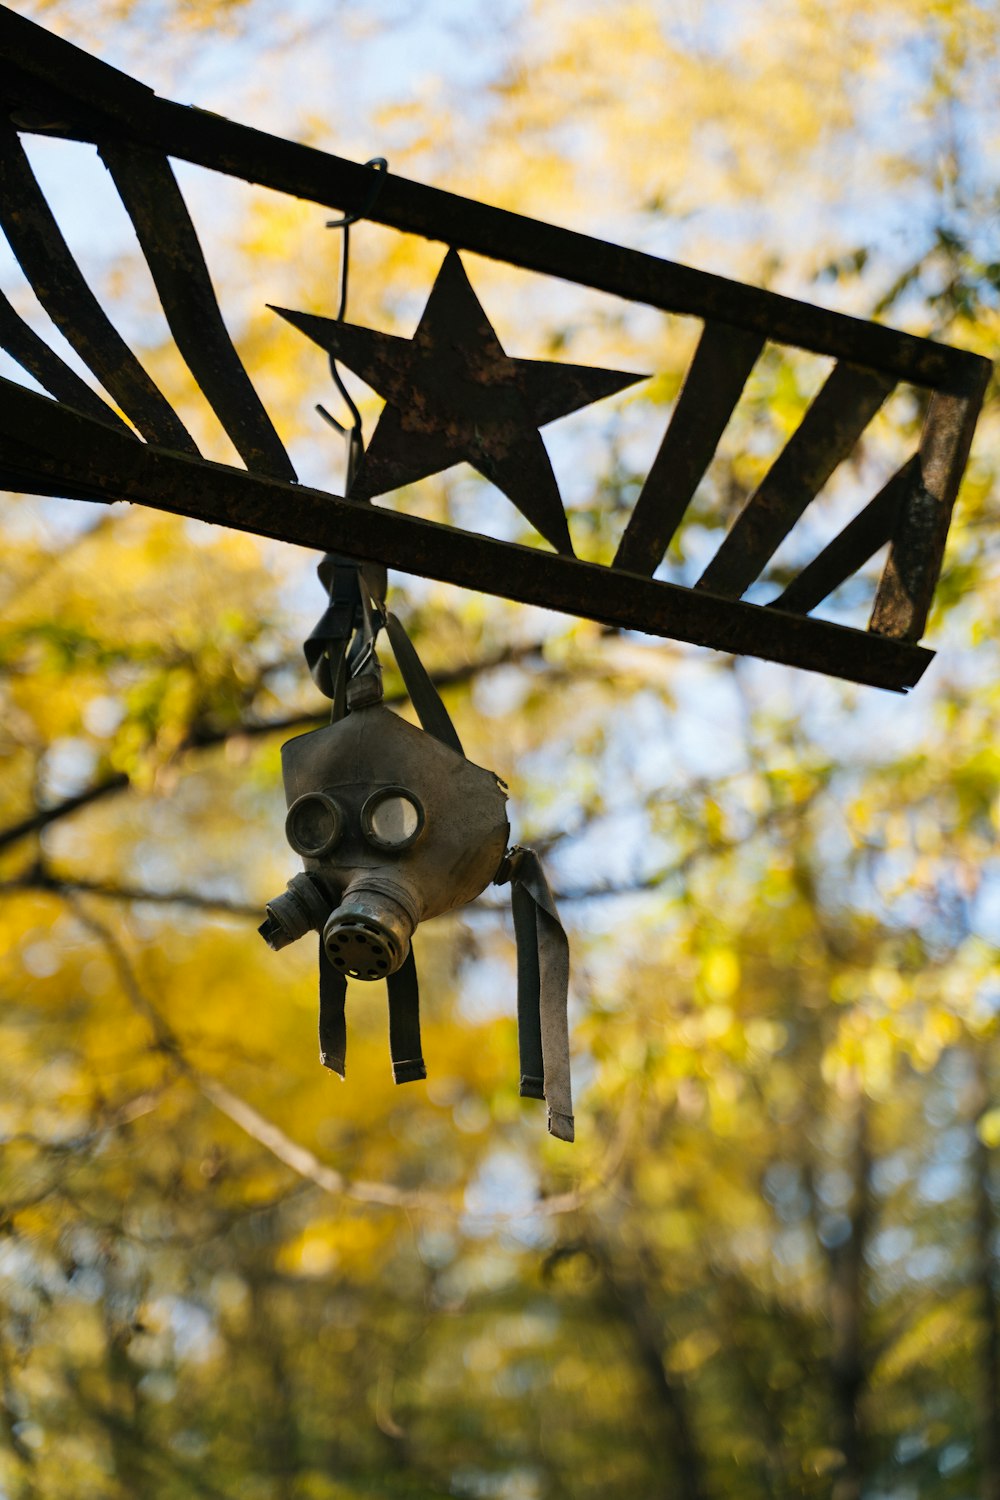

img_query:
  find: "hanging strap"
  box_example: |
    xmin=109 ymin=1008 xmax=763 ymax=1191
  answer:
xmin=512 ymin=879 xmax=545 ymax=1100
xmin=318 ymin=939 xmax=347 ymax=1078
xmin=343 ymin=570 xmax=384 ymax=711
xmin=304 ymin=554 xmax=391 ymax=713
xmin=386 ymin=948 xmax=426 ymax=1084
xmin=304 ymin=555 xmax=361 ymax=701
xmin=304 ymin=163 xmax=394 ymax=717
xmin=305 ymin=550 xmax=460 ymax=750
xmin=319 ymin=940 xmax=425 ymax=1085
xmin=499 ymin=847 xmax=573 ymax=1142
xmin=384 ymin=611 xmax=464 ymax=755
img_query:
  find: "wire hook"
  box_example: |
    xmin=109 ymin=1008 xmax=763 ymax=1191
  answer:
xmin=316 ymin=156 xmax=388 ymax=488
xmin=326 ymin=156 xmax=389 ymax=235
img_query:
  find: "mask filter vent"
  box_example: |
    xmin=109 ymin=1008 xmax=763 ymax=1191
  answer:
xmin=322 ymin=880 xmax=416 ymax=980
xmin=326 ymin=918 xmax=396 ymax=980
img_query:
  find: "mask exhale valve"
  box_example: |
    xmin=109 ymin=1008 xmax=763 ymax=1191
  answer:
xmin=259 ymin=873 xmax=331 ymax=951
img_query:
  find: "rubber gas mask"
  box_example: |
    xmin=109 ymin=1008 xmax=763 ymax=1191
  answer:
xmin=260 ymin=560 xmax=574 ymax=1141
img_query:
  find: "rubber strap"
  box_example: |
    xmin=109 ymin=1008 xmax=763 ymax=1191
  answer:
xmin=385 ymin=612 xmax=464 ymax=756
xmin=512 ymin=880 xmax=544 ymax=1100
xmin=331 ymin=646 xmax=347 ymax=723
xmin=304 ymin=561 xmax=455 ymax=748
xmin=344 ymin=571 xmax=385 ymax=709
xmin=386 ymin=948 xmax=426 ymax=1084
xmin=504 ymin=848 xmax=574 ymax=1142
xmin=304 ymin=557 xmax=361 ymax=698
xmin=318 ymin=939 xmax=347 ymax=1078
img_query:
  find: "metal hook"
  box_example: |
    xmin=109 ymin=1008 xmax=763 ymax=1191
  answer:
xmin=325 ymin=156 xmax=388 ymax=234
xmin=320 ymin=156 xmax=388 ymax=491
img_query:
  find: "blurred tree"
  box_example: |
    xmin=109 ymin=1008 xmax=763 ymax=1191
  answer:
xmin=0 ymin=0 xmax=998 ymax=1497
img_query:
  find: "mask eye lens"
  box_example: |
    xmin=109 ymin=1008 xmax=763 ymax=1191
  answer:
xmin=362 ymin=787 xmax=424 ymax=852
xmin=285 ymin=793 xmax=343 ymax=857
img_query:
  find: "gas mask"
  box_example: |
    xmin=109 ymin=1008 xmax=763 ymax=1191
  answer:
xmin=260 ymin=558 xmax=574 ymax=1142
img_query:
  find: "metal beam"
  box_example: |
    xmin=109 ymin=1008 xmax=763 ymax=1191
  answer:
xmin=0 ymin=378 xmax=931 ymax=692
xmin=0 ymin=9 xmax=988 ymax=691
xmin=0 ymin=8 xmax=989 ymax=395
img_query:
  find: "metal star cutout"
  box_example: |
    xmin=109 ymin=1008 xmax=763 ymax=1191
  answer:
xmin=271 ymin=249 xmax=645 ymax=555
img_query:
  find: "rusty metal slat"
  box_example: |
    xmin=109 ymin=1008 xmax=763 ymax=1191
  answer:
xmin=870 ymin=380 xmax=988 ymax=641
xmin=0 ymin=288 xmax=134 ymax=431
xmin=697 ymin=362 xmax=896 ymax=600
xmin=0 ymin=9 xmax=154 ymax=131
xmin=100 ymin=140 xmax=296 ymax=481
xmin=613 ymin=322 xmax=763 ymax=575
xmin=140 ymin=100 xmax=993 ymax=397
xmin=0 ymin=446 xmax=121 ymax=503
xmin=768 ymin=458 xmax=915 ymax=616
xmin=0 ymin=11 xmax=988 ymax=397
xmin=0 ymin=378 xmax=933 ymax=693
xmin=0 ymin=121 xmax=198 ymax=454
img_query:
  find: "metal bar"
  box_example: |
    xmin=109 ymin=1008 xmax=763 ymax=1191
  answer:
xmin=768 ymin=458 xmax=914 ymax=615
xmin=0 ymin=8 xmax=155 ymax=131
xmin=0 ymin=120 xmax=198 ymax=453
xmin=109 ymin=102 xmax=1000 ymax=397
xmin=0 ymin=286 xmax=134 ymax=430
xmin=697 ymin=362 xmax=896 ymax=600
xmin=99 ymin=139 xmax=296 ymax=481
xmin=613 ymin=322 xmax=763 ymax=575
xmin=0 ymin=377 xmax=932 ymax=693
xmin=870 ymin=377 xmax=989 ymax=641
xmin=0 ymin=454 xmax=117 ymax=504
xmin=0 ymin=9 xmax=989 ymax=397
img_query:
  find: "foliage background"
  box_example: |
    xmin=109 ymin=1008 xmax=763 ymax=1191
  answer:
xmin=0 ymin=1 xmax=998 ymax=1496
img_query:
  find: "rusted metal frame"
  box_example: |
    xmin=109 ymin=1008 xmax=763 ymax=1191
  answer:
xmin=697 ymin=363 xmax=896 ymax=600
xmin=0 ymin=8 xmax=155 ymax=134
xmin=0 ymin=119 xmax=198 ymax=454
xmin=98 ymin=139 xmax=296 ymax=481
xmin=0 ymin=9 xmax=988 ymax=398
xmin=98 ymin=100 xmax=996 ymax=397
xmin=0 ymin=286 xmax=134 ymax=430
xmin=0 ymin=454 xmax=116 ymax=505
xmin=768 ymin=458 xmax=915 ymax=616
xmin=613 ymin=322 xmax=764 ymax=575
xmin=0 ymin=8 xmax=987 ymax=673
xmin=870 ymin=374 xmax=990 ymax=641
xmin=0 ymin=377 xmax=933 ymax=692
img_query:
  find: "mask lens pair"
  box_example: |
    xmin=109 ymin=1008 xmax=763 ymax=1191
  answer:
xmin=286 ymin=786 xmax=424 ymax=857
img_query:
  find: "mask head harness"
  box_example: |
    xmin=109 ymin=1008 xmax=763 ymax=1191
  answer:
xmin=259 ymin=555 xmax=574 ymax=1142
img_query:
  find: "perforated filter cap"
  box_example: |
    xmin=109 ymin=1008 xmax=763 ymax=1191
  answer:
xmin=325 ymin=915 xmax=404 ymax=980
xmin=322 ymin=880 xmax=415 ymax=980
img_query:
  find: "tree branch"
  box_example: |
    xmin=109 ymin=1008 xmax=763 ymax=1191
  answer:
xmin=1 ymin=791 xmax=813 ymax=919
xmin=0 ymin=771 xmax=130 ymax=854
xmin=970 ymin=1043 xmax=1000 ymax=1500
xmin=827 ymin=1075 xmax=871 ymax=1500
xmin=0 ymin=638 xmax=547 ymax=856
xmin=63 ymin=894 xmax=588 ymax=1221
xmin=589 ymin=1239 xmax=710 ymax=1500
xmin=0 ymin=865 xmax=260 ymax=917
